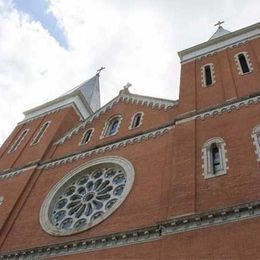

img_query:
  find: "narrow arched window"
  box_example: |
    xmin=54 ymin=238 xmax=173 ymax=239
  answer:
xmin=205 ymin=65 xmax=212 ymax=86
xmin=238 ymin=54 xmax=250 ymax=74
xmin=234 ymin=52 xmax=253 ymax=75
xmin=8 ymin=129 xmax=29 ymax=153
xmin=80 ymin=129 xmax=93 ymax=145
xmin=130 ymin=112 xmax=143 ymax=129
xmin=31 ymin=122 xmax=50 ymax=145
xmin=107 ymin=118 xmax=120 ymax=136
xmin=211 ymin=143 xmax=221 ymax=174
xmin=102 ymin=116 xmax=122 ymax=138
xmin=202 ymin=137 xmax=228 ymax=179
xmin=201 ymin=63 xmax=215 ymax=87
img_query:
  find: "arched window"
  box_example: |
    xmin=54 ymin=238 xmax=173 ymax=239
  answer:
xmin=234 ymin=52 xmax=253 ymax=75
xmin=238 ymin=54 xmax=250 ymax=74
xmin=202 ymin=137 xmax=228 ymax=178
xmin=201 ymin=63 xmax=215 ymax=87
xmin=129 ymin=112 xmax=144 ymax=129
xmin=8 ymin=129 xmax=29 ymax=153
xmin=31 ymin=122 xmax=50 ymax=145
xmin=211 ymin=143 xmax=221 ymax=174
xmin=101 ymin=115 xmax=122 ymax=138
xmin=205 ymin=65 xmax=213 ymax=86
xmin=251 ymin=125 xmax=260 ymax=161
xmin=80 ymin=129 xmax=94 ymax=145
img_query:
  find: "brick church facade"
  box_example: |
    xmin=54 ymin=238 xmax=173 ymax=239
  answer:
xmin=0 ymin=22 xmax=260 ymax=259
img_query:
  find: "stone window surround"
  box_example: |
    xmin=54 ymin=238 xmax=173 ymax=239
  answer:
xmin=234 ymin=51 xmax=253 ymax=75
xmin=201 ymin=63 xmax=216 ymax=87
xmin=39 ymin=156 xmax=135 ymax=236
xmin=30 ymin=121 xmax=51 ymax=146
xmin=129 ymin=111 xmax=144 ymax=130
xmin=8 ymin=129 xmax=29 ymax=153
xmin=202 ymin=137 xmax=228 ymax=179
xmin=100 ymin=115 xmax=123 ymax=139
xmin=251 ymin=125 xmax=260 ymax=161
xmin=79 ymin=128 xmax=94 ymax=146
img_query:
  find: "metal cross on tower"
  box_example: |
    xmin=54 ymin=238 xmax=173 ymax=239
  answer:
xmin=96 ymin=67 xmax=106 ymax=75
xmin=214 ymin=21 xmax=224 ymax=28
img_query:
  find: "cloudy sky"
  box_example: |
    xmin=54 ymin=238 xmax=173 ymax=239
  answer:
xmin=0 ymin=0 xmax=259 ymax=145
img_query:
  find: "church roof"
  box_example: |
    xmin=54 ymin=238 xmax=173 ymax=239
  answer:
xmin=208 ymin=26 xmax=231 ymax=40
xmin=23 ymin=73 xmax=101 ymax=121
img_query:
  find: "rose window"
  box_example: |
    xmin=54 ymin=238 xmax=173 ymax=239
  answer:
xmin=40 ymin=157 xmax=134 ymax=236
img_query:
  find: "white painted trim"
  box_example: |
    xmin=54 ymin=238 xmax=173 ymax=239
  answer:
xmin=23 ymin=96 xmax=91 ymax=121
xmin=178 ymin=23 xmax=260 ymax=62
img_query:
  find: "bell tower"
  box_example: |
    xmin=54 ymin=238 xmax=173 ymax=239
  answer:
xmin=177 ymin=22 xmax=260 ymax=116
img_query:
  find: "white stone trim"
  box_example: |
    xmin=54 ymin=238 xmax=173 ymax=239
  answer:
xmin=30 ymin=121 xmax=51 ymax=146
xmin=40 ymin=156 xmax=135 ymax=236
xmin=2 ymin=201 xmax=259 ymax=259
xmin=54 ymin=93 xmax=177 ymax=145
xmin=8 ymin=129 xmax=29 ymax=153
xmin=0 ymin=165 xmax=37 ymax=181
xmin=234 ymin=51 xmax=253 ymax=75
xmin=129 ymin=112 xmax=144 ymax=130
xmin=178 ymin=23 xmax=260 ymax=62
xmin=202 ymin=137 xmax=228 ymax=179
xmin=79 ymin=128 xmax=94 ymax=146
xmin=0 ymin=196 xmax=4 ymax=205
xmin=251 ymin=125 xmax=260 ymax=161
xmin=201 ymin=63 xmax=216 ymax=87
xmin=100 ymin=115 xmax=123 ymax=139
xmin=41 ymin=125 xmax=174 ymax=170
xmin=23 ymin=96 xmax=91 ymax=122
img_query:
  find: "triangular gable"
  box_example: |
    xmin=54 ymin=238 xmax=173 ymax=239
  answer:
xmin=55 ymin=91 xmax=178 ymax=145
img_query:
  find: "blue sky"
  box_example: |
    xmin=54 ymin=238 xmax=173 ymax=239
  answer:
xmin=13 ymin=0 xmax=68 ymax=49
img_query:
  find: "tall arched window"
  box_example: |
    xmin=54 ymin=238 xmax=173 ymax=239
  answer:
xmin=80 ymin=128 xmax=94 ymax=145
xmin=238 ymin=54 xmax=250 ymax=74
xmin=129 ymin=112 xmax=144 ymax=129
xmin=201 ymin=63 xmax=216 ymax=87
xmin=101 ymin=115 xmax=122 ymax=138
xmin=234 ymin=52 xmax=253 ymax=75
xmin=251 ymin=125 xmax=260 ymax=161
xmin=8 ymin=129 xmax=29 ymax=153
xmin=202 ymin=137 xmax=228 ymax=178
xmin=205 ymin=65 xmax=213 ymax=86
xmin=31 ymin=122 xmax=50 ymax=145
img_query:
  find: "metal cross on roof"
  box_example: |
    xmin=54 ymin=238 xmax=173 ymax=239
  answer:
xmin=96 ymin=67 xmax=106 ymax=75
xmin=123 ymin=82 xmax=132 ymax=89
xmin=214 ymin=21 xmax=224 ymax=28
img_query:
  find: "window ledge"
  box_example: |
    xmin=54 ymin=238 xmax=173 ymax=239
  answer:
xmin=203 ymin=170 xmax=227 ymax=179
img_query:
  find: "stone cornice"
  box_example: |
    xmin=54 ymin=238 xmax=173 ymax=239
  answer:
xmin=54 ymin=93 xmax=177 ymax=145
xmin=1 ymin=200 xmax=259 ymax=259
xmin=0 ymin=165 xmax=37 ymax=181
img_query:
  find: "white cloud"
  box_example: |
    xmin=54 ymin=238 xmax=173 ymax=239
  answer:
xmin=0 ymin=0 xmax=259 ymax=145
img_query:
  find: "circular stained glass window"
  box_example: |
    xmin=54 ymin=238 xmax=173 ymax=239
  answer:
xmin=40 ymin=156 xmax=134 ymax=236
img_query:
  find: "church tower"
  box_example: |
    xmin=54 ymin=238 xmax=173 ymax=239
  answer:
xmin=0 ymin=23 xmax=260 ymax=259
